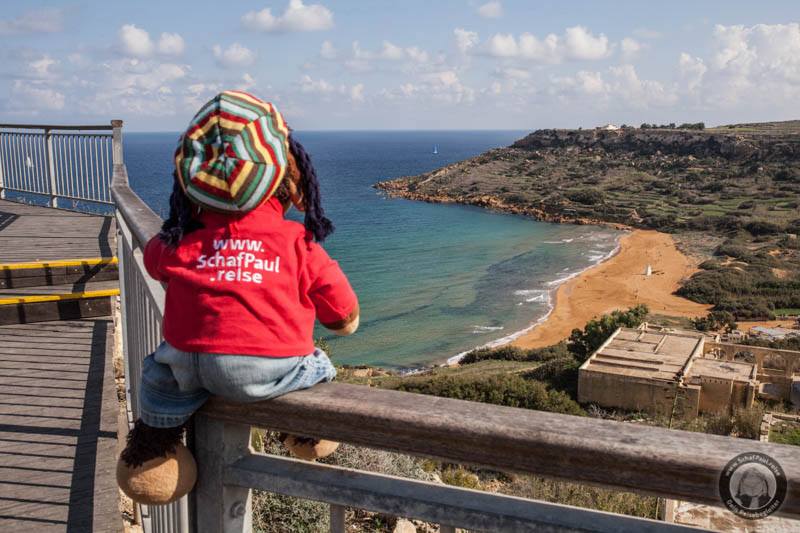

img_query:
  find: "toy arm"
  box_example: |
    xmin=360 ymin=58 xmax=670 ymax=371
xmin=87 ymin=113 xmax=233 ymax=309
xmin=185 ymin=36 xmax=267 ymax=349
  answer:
xmin=307 ymin=244 xmax=359 ymax=336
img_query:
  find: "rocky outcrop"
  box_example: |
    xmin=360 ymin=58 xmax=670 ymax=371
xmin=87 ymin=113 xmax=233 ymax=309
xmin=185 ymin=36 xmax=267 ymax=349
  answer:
xmin=375 ymin=181 xmax=630 ymax=229
xmin=510 ymin=128 xmax=800 ymax=161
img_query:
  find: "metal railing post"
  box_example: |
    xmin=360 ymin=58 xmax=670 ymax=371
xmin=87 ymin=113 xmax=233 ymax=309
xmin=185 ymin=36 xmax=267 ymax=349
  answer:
xmin=329 ymin=505 xmax=345 ymax=533
xmin=44 ymin=127 xmax=58 ymax=207
xmin=0 ymin=133 xmax=5 ymax=199
xmin=112 ymin=119 xmax=124 ymax=167
xmin=194 ymin=415 xmax=253 ymax=533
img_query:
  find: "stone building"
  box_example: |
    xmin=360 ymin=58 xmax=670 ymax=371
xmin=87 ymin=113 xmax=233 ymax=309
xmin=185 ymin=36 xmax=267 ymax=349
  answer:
xmin=577 ymin=326 xmax=799 ymax=416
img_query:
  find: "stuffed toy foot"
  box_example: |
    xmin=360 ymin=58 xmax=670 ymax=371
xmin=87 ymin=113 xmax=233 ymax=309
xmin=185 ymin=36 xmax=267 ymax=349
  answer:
xmin=280 ymin=433 xmax=340 ymax=461
xmin=117 ymin=420 xmax=197 ymax=505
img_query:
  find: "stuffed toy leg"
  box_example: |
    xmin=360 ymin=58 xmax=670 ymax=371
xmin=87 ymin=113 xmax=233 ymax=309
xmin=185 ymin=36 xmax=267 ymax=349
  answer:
xmin=116 ymin=420 xmax=197 ymax=505
xmin=278 ymin=303 xmax=360 ymax=460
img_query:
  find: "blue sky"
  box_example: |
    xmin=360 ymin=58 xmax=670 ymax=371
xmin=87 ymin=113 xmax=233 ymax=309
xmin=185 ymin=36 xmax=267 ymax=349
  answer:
xmin=1 ymin=1 xmax=798 ymax=131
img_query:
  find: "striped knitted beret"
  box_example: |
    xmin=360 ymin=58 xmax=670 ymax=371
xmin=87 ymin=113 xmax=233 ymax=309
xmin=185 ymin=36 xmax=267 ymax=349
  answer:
xmin=175 ymin=91 xmax=290 ymax=213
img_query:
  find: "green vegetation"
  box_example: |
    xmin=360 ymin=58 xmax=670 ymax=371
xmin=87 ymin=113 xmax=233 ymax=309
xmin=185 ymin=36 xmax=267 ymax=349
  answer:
xmin=394 ymin=372 xmax=584 ymax=415
xmin=378 ymin=122 xmax=800 ymax=320
xmin=459 ymin=343 xmax=567 ymax=364
xmin=770 ymin=421 xmax=800 ymax=446
xmin=568 ymin=305 xmax=649 ymax=361
xmin=691 ymin=310 xmax=737 ymax=332
xmin=639 ymin=122 xmax=705 ymax=130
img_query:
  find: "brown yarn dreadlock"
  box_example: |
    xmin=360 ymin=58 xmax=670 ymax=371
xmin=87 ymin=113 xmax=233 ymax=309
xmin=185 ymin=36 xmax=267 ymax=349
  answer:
xmin=158 ymin=133 xmax=333 ymax=246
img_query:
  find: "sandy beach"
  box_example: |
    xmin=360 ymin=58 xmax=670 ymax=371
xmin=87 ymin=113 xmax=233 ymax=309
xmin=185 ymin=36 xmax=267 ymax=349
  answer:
xmin=513 ymin=229 xmax=711 ymax=349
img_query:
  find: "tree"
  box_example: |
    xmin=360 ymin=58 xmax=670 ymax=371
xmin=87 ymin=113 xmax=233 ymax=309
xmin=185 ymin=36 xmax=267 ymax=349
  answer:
xmin=692 ymin=311 xmax=738 ymax=333
xmin=568 ymin=305 xmax=649 ymax=362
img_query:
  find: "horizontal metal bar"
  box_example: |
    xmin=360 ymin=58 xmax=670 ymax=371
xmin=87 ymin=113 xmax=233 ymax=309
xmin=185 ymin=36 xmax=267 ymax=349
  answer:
xmin=47 ymin=132 xmax=113 ymax=138
xmin=0 ymin=123 xmax=113 ymax=131
xmin=203 ymin=383 xmax=800 ymax=517
xmin=225 ymin=454 xmax=703 ymax=532
xmin=0 ymin=186 xmax=114 ymax=205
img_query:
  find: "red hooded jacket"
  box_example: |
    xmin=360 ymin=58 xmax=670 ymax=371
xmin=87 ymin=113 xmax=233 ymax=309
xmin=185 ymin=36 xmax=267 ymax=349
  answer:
xmin=143 ymin=197 xmax=358 ymax=357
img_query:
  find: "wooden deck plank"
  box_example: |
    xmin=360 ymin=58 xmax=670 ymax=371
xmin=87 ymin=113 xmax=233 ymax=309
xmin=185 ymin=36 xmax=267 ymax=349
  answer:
xmin=0 ymin=199 xmax=115 ymax=263
xmin=0 ymin=318 xmax=120 ymax=533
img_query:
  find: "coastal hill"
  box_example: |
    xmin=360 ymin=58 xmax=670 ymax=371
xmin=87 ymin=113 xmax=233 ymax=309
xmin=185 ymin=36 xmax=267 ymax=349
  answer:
xmin=376 ymin=121 xmax=800 ymax=321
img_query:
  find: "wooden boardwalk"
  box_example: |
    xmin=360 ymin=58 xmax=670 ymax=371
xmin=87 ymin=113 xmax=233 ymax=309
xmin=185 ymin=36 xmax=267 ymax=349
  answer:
xmin=0 ymin=199 xmax=114 ymax=263
xmin=0 ymin=199 xmax=121 ymax=531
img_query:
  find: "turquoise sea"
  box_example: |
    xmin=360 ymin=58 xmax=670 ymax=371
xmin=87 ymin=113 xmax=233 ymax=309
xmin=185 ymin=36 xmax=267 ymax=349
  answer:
xmin=124 ymin=131 xmax=622 ymax=368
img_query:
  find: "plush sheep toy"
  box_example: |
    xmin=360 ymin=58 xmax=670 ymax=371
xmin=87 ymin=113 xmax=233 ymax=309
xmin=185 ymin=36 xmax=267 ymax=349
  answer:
xmin=116 ymin=91 xmax=359 ymax=505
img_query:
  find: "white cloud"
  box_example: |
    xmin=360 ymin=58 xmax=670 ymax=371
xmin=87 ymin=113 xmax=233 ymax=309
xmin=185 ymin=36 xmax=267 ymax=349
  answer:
xmin=383 ymin=70 xmax=475 ymax=104
xmin=608 ymin=64 xmax=676 ymax=107
xmin=487 ymin=33 xmax=518 ymax=57
xmin=238 ymin=73 xmax=257 ymax=91
xmin=10 ymin=80 xmax=65 ymax=111
xmin=299 ymin=74 xmax=364 ymax=102
xmin=349 ymin=83 xmax=365 ymax=102
xmin=678 ymin=52 xmax=707 ymax=91
xmin=380 ymin=41 xmax=405 ymax=60
xmin=550 ymin=64 xmax=675 ymax=109
xmin=242 ymin=0 xmax=333 ymax=32
xmin=213 ymin=43 xmax=256 ymax=68
xmin=575 ymin=70 xmax=607 ymax=94
xmin=343 ymin=40 xmax=432 ymax=68
xmin=454 ymin=28 xmax=479 ymax=54
xmin=300 ymin=74 xmax=335 ymax=94
xmin=119 ymin=24 xmax=154 ymax=57
xmin=28 ymin=55 xmax=58 ymax=79
xmin=485 ymin=26 xmax=609 ymax=63
xmin=320 ymin=40 xmax=337 ymax=59
xmin=84 ymin=58 xmax=190 ymax=117
xmin=477 ymin=1 xmax=503 ymax=19
xmin=563 ymin=26 xmax=610 ymax=60
xmin=677 ymin=23 xmax=800 ymax=107
xmin=158 ymin=33 xmax=185 ymax=56
xmin=0 ymin=8 xmax=64 ymax=35
xmin=621 ymin=37 xmax=642 ymax=60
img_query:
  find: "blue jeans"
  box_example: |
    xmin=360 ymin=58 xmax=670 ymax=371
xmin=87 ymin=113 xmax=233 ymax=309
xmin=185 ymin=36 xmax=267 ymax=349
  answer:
xmin=139 ymin=342 xmax=336 ymax=428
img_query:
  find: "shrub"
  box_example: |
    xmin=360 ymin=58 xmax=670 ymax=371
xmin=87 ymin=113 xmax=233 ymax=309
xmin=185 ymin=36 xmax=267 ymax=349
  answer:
xmin=733 ymin=406 xmax=765 ymax=439
xmin=567 ymin=189 xmax=605 ymax=205
xmin=395 ymin=373 xmax=585 ymax=416
xmin=524 ymin=357 xmax=580 ymax=396
xmin=460 ymin=343 xmax=570 ymax=365
xmin=503 ymin=475 xmax=659 ymax=519
xmin=692 ymin=311 xmax=737 ymax=332
xmin=460 ymin=345 xmax=525 ymax=364
xmin=704 ymin=413 xmax=734 ymax=436
xmin=251 ymin=431 xmax=437 ymax=532
xmin=569 ymin=305 xmax=649 ymax=362
xmin=441 ymin=467 xmax=481 ymax=489
xmin=774 ymin=169 xmax=796 ymax=182
xmin=745 ymin=220 xmax=784 ymax=236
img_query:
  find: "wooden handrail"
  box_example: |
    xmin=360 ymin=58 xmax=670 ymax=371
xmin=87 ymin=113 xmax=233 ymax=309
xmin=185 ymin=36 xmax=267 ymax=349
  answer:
xmin=110 ymin=167 xmax=800 ymax=523
xmin=0 ymin=123 xmax=115 ymax=130
xmin=111 ymin=164 xmax=161 ymax=246
xmin=203 ymin=382 xmax=800 ymax=517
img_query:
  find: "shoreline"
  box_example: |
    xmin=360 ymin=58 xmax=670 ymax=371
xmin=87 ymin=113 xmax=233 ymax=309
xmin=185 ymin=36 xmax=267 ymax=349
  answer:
xmin=376 ymin=188 xmax=710 ymax=367
xmin=511 ymin=229 xmax=711 ymax=351
xmin=445 ymin=233 xmax=623 ymax=366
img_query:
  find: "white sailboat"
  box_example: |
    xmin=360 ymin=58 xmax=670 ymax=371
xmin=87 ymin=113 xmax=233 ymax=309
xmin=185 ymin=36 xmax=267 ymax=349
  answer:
xmin=432 ymin=144 xmax=439 ymax=155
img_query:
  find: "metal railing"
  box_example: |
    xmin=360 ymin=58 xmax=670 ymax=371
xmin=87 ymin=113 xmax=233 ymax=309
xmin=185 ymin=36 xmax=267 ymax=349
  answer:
xmin=111 ymin=162 xmax=800 ymax=533
xmin=0 ymin=121 xmax=122 ymax=209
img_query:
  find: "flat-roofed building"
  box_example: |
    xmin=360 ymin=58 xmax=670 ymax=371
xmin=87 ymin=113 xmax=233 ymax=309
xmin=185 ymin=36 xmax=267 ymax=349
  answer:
xmin=578 ymin=326 xmax=765 ymax=417
xmin=578 ymin=328 xmax=704 ymax=415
